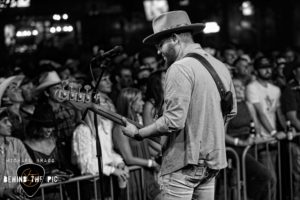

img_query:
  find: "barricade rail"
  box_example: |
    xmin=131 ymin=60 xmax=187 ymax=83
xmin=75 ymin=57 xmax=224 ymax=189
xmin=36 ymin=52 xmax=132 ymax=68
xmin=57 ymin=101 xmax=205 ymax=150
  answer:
xmin=240 ymin=132 xmax=300 ymax=200
xmin=33 ymin=132 xmax=300 ymax=200
xmin=38 ymin=165 xmax=144 ymax=200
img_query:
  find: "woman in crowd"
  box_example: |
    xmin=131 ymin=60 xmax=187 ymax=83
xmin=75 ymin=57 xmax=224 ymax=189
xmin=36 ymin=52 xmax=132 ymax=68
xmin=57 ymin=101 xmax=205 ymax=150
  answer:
xmin=143 ymin=70 xmax=165 ymax=160
xmin=24 ymin=104 xmax=72 ymax=199
xmin=72 ymin=70 xmax=129 ymax=200
xmin=113 ymin=88 xmax=161 ymax=200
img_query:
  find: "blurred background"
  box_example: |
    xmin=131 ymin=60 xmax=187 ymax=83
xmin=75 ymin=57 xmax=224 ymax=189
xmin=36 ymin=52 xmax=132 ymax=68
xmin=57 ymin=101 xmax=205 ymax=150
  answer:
xmin=0 ymin=0 xmax=299 ymax=75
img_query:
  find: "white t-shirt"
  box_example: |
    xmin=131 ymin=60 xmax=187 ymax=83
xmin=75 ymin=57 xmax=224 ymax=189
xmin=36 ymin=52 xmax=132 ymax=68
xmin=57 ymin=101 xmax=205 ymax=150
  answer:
xmin=246 ymin=80 xmax=281 ymax=137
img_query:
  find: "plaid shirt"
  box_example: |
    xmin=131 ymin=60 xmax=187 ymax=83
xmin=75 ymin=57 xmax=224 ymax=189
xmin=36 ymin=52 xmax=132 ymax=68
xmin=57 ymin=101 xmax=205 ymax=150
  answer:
xmin=54 ymin=102 xmax=78 ymax=141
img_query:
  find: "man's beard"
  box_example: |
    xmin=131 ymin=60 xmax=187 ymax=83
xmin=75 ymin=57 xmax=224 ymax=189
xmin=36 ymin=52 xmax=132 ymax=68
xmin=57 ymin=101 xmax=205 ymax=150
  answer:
xmin=257 ymin=72 xmax=272 ymax=81
xmin=163 ymin=45 xmax=177 ymax=67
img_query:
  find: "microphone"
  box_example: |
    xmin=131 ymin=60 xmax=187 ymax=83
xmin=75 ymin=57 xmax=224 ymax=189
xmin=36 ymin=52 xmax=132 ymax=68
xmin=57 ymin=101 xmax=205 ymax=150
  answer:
xmin=91 ymin=46 xmax=123 ymax=61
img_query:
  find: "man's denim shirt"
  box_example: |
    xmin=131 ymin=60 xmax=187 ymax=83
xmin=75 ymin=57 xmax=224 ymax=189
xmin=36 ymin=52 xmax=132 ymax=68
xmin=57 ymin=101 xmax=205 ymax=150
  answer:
xmin=155 ymin=44 xmax=237 ymax=176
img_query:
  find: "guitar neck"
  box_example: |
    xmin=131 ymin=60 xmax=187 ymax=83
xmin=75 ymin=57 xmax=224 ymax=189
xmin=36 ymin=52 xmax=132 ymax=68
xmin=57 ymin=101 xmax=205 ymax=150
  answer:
xmin=86 ymin=106 xmax=144 ymax=129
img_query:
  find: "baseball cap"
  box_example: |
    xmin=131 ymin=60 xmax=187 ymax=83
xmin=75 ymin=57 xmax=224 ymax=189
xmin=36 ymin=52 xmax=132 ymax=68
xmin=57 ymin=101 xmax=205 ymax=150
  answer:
xmin=253 ymin=57 xmax=272 ymax=70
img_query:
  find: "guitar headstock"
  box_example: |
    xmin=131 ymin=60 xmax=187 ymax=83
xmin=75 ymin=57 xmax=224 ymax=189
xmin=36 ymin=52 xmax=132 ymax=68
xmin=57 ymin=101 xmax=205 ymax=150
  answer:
xmin=54 ymin=80 xmax=101 ymax=106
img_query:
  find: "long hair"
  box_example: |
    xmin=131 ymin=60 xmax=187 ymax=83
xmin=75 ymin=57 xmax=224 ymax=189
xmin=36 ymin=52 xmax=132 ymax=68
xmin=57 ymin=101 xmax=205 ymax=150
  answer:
xmin=116 ymin=88 xmax=141 ymax=121
xmin=145 ymin=70 xmax=164 ymax=113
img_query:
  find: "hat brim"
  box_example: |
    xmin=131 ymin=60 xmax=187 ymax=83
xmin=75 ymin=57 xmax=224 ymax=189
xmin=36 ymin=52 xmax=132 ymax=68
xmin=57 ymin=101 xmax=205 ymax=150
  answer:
xmin=35 ymin=82 xmax=61 ymax=92
xmin=143 ymin=23 xmax=205 ymax=45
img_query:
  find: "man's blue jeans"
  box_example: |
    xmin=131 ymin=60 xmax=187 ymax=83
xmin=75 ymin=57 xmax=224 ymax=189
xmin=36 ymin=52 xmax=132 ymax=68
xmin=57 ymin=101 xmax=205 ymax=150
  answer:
xmin=160 ymin=163 xmax=218 ymax=200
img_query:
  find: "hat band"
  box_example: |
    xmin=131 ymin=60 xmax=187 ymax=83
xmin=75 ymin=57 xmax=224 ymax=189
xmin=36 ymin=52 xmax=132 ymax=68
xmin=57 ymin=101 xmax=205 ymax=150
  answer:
xmin=160 ymin=23 xmax=190 ymax=32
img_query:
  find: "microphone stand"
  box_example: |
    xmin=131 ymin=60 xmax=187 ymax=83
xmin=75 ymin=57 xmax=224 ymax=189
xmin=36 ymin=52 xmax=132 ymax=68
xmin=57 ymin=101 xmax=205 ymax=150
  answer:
xmin=81 ymin=54 xmax=109 ymax=200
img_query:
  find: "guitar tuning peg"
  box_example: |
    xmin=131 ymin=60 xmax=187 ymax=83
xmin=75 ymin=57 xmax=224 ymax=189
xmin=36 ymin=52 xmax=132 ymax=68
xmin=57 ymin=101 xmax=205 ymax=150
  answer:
xmin=77 ymin=84 xmax=82 ymax=93
xmin=84 ymin=85 xmax=91 ymax=93
xmin=69 ymin=82 xmax=78 ymax=101
xmin=61 ymin=80 xmax=69 ymax=89
xmin=83 ymin=85 xmax=92 ymax=103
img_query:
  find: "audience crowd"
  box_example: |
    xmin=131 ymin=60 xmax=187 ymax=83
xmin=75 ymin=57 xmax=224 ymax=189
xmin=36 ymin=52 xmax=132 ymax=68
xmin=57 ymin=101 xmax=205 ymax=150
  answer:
xmin=1 ymin=43 xmax=300 ymax=200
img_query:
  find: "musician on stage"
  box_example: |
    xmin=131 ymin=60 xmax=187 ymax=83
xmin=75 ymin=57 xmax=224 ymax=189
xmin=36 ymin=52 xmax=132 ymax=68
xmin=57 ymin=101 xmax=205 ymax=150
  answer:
xmin=121 ymin=10 xmax=237 ymax=200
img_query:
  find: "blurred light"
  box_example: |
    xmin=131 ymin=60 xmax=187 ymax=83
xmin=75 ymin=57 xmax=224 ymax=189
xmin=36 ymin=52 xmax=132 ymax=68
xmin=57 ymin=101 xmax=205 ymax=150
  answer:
xmin=62 ymin=14 xmax=68 ymax=20
xmin=56 ymin=26 xmax=62 ymax=32
xmin=241 ymin=1 xmax=254 ymax=16
xmin=203 ymin=22 xmax=220 ymax=34
xmin=32 ymin=30 xmax=38 ymax=35
xmin=16 ymin=30 xmax=33 ymax=37
xmin=62 ymin=25 xmax=73 ymax=32
xmin=50 ymin=27 xmax=56 ymax=33
xmin=241 ymin=20 xmax=251 ymax=29
xmin=10 ymin=0 xmax=30 ymax=8
xmin=143 ymin=0 xmax=169 ymax=21
xmin=16 ymin=31 xmax=23 ymax=37
xmin=179 ymin=0 xmax=189 ymax=6
xmin=53 ymin=14 xmax=61 ymax=21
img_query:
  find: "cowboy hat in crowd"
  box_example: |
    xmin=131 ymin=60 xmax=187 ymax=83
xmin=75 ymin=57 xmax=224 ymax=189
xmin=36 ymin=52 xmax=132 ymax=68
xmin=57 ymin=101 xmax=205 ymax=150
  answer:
xmin=0 ymin=75 xmax=25 ymax=107
xmin=35 ymin=71 xmax=61 ymax=91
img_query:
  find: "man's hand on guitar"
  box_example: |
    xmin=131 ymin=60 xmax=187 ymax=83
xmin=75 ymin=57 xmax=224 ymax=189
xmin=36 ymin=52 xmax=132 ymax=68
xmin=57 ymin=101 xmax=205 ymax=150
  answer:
xmin=121 ymin=117 xmax=138 ymax=139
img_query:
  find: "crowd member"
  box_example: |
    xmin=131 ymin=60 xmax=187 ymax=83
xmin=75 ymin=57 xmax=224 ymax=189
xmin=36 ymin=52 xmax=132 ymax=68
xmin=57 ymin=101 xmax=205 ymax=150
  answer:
xmin=283 ymin=48 xmax=298 ymax=82
xmin=138 ymin=48 xmax=159 ymax=72
xmin=72 ymin=68 xmax=129 ymax=199
xmin=113 ymin=88 xmax=161 ymax=200
xmin=226 ymin=78 xmax=273 ymax=200
xmin=281 ymin=62 xmax=300 ymax=199
xmin=273 ymin=56 xmax=287 ymax=90
xmin=72 ymin=108 xmax=129 ymax=200
xmin=24 ymin=104 xmax=71 ymax=176
xmin=222 ymin=45 xmax=237 ymax=75
xmin=0 ymin=75 xmax=27 ymax=140
xmin=143 ymin=70 xmax=166 ymax=158
xmin=72 ymin=89 xmax=129 ymax=200
xmin=24 ymin=104 xmax=72 ymax=199
xmin=245 ymin=56 xmax=286 ymax=200
xmin=0 ymin=107 xmax=32 ymax=200
xmin=232 ymin=56 xmax=252 ymax=85
xmin=35 ymin=70 xmax=80 ymax=172
xmin=121 ymin=10 xmax=237 ymax=200
xmin=134 ymin=64 xmax=153 ymax=97
xmin=110 ymin=66 xmax=134 ymax=105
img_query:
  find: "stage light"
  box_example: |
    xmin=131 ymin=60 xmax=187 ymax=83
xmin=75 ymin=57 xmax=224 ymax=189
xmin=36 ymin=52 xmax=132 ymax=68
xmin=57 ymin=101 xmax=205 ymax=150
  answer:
xmin=62 ymin=14 xmax=68 ymax=20
xmin=56 ymin=26 xmax=62 ymax=32
xmin=50 ymin=27 xmax=56 ymax=33
xmin=241 ymin=1 xmax=254 ymax=16
xmin=53 ymin=14 xmax=61 ymax=21
xmin=32 ymin=30 xmax=38 ymax=35
xmin=203 ymin=22 xmax=220 ymax=34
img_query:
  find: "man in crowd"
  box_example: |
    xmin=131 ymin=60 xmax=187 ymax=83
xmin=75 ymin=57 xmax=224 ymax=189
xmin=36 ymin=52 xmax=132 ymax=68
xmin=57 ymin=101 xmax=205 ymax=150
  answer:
xmin=245 ymin=56 xmax=286 ymax=200
xmin=281 ymin=62 xmax=300 ymax=199
xmin=110 ymin=66 xmax=133 ymax=105
xmin=121 ymin=10 xmax=237 ymax=199
xmin=36 ymin=71 xmax=80 ymax=171
xmin=0 ymin=107 xmax=32 ymax=200
xmin=138 ymin=48 xmax=160 ymax=72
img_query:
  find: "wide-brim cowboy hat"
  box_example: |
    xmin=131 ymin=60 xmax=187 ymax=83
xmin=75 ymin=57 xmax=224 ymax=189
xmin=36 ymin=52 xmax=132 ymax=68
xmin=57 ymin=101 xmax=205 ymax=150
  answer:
xmin=36 ymin=71 xmax=61 ymax=91
xmin=0 ymin=75 xmax=25 ymax=107
xmin=143 ymin=10 xmax=205 ymax=45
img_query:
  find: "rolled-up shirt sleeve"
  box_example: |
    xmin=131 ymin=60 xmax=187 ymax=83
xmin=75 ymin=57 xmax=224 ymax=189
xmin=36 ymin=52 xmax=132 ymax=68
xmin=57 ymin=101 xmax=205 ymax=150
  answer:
xmin=155 ymin=64 xmax=192 ymax=133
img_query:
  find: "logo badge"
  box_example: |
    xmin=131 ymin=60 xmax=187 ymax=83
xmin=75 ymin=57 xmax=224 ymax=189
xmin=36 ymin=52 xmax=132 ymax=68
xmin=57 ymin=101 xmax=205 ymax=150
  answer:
xmin=17 ymin=163 xmax=45 ymax=197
